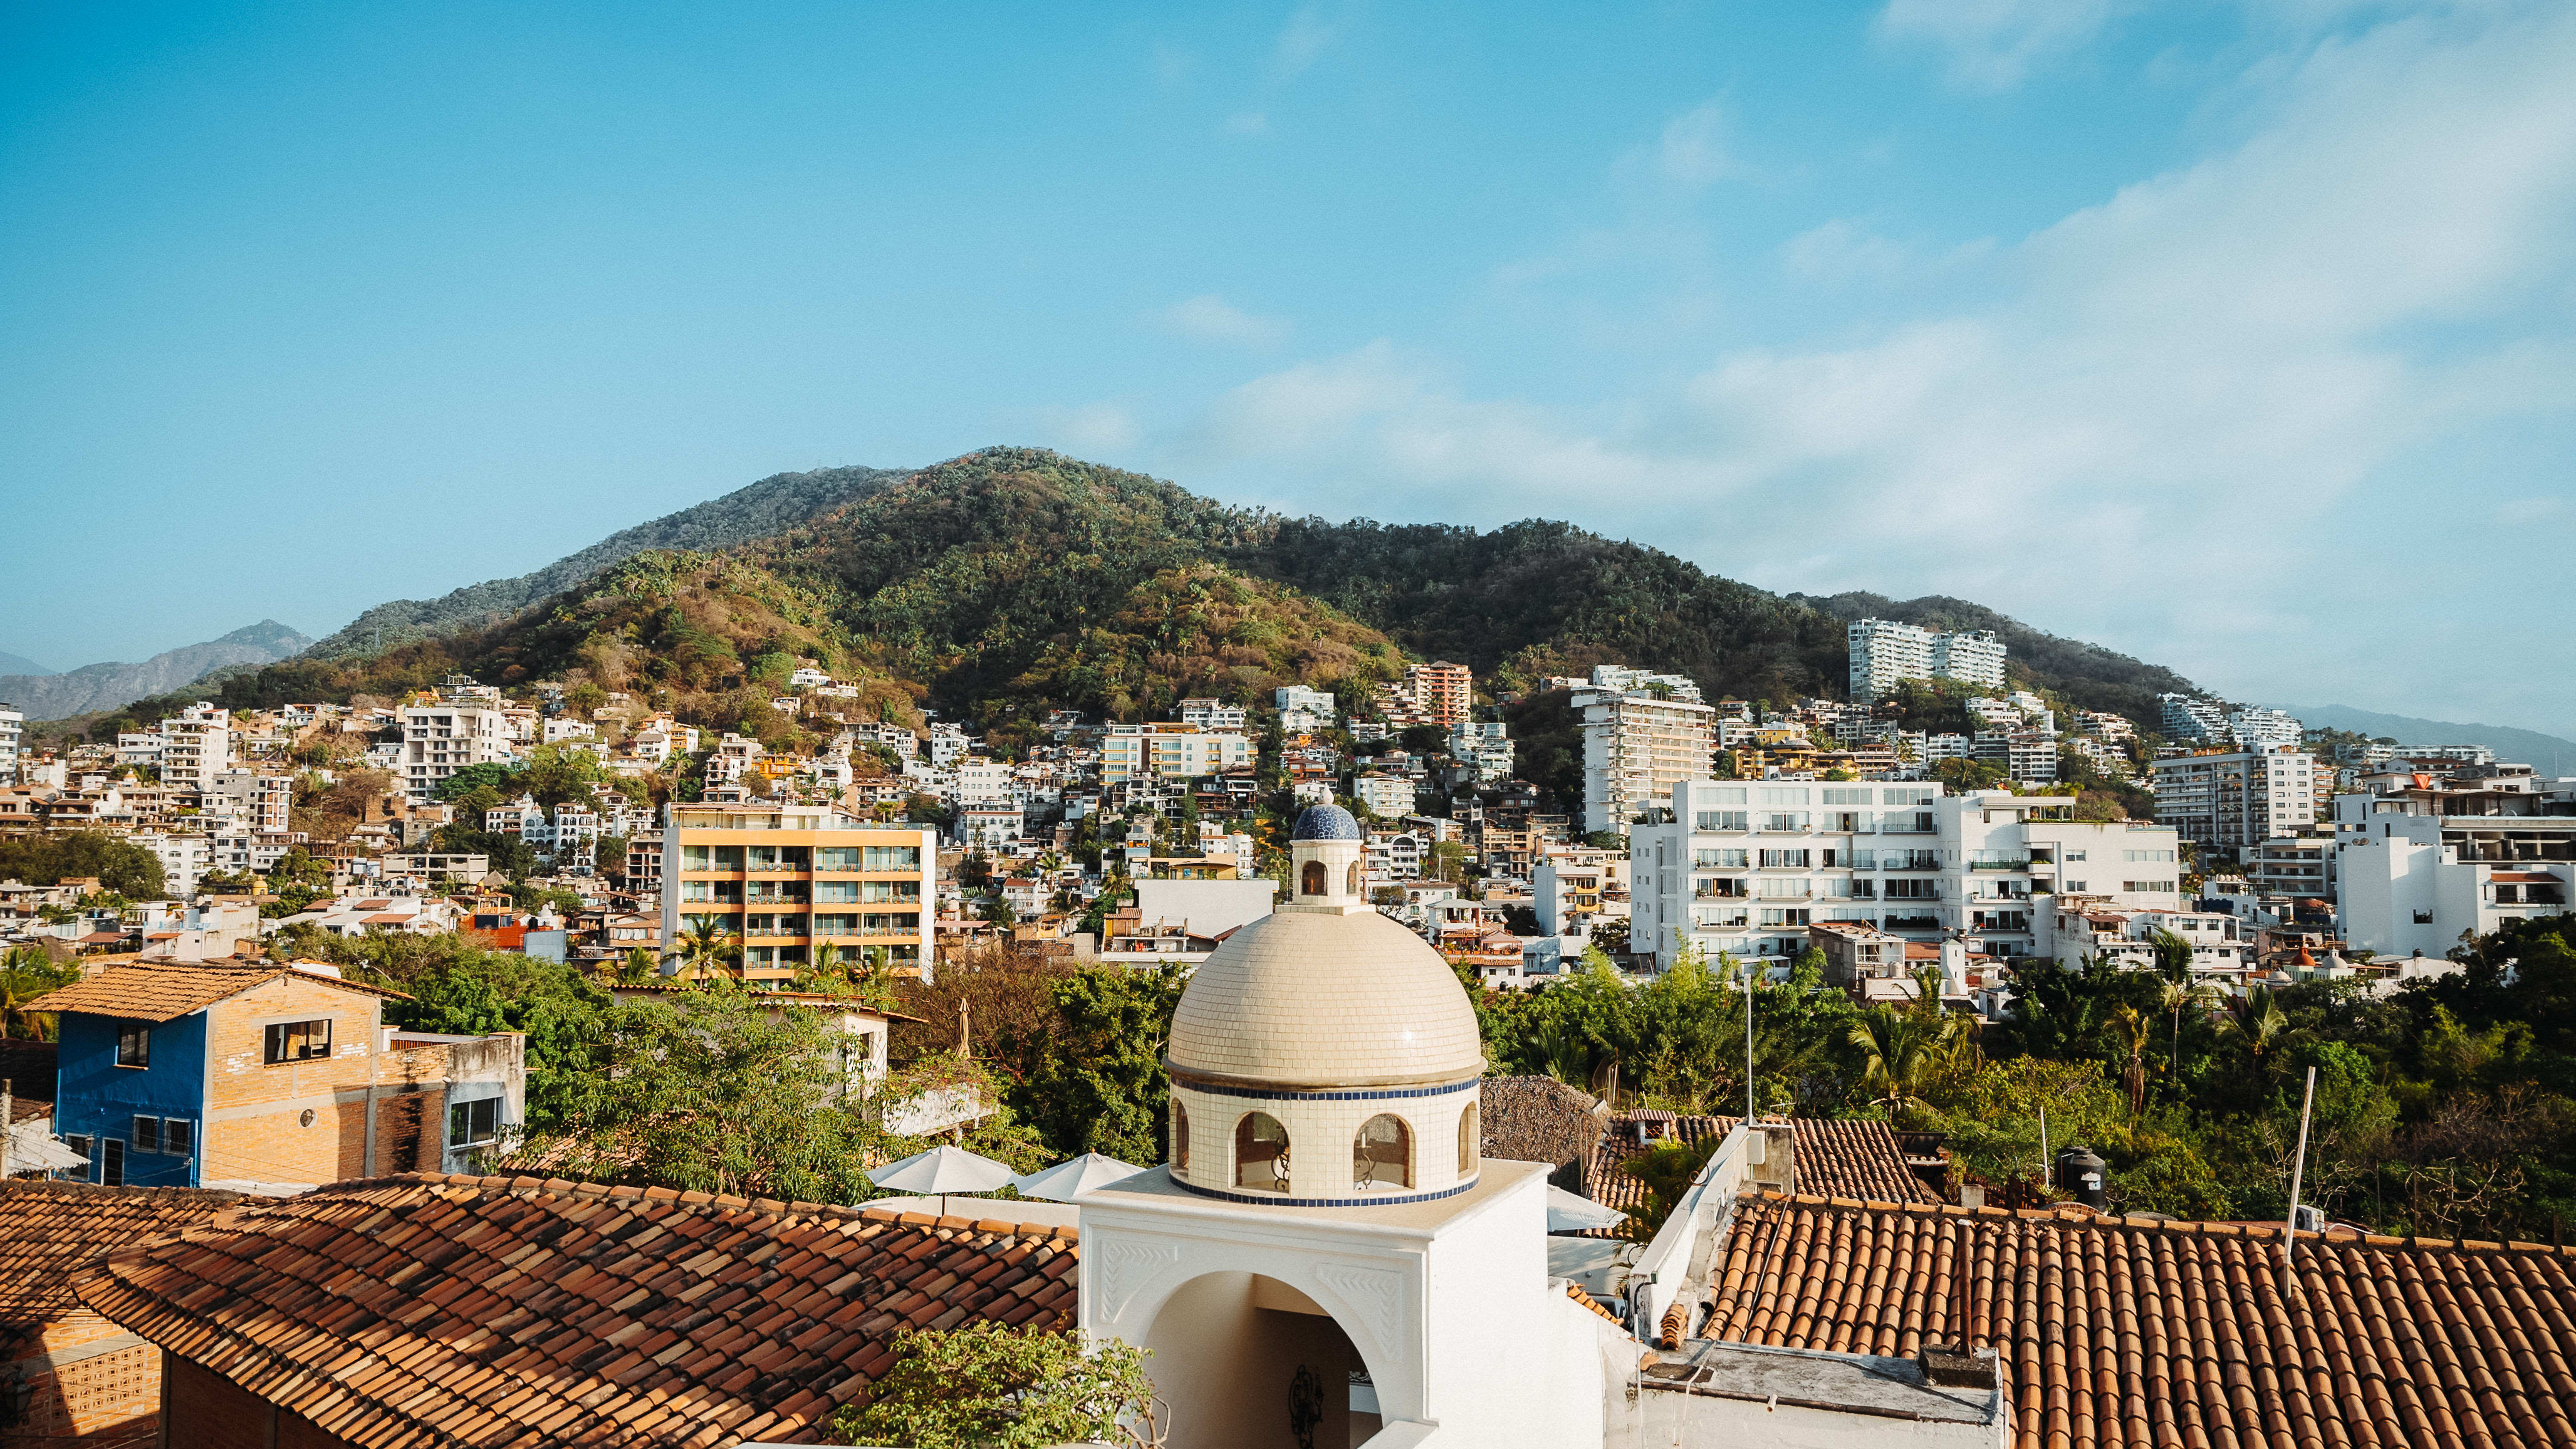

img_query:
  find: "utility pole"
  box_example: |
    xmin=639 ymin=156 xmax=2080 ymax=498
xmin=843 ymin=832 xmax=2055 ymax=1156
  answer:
xmin=2282 ymin=1065 xmax=2318 ymax=1302
xmin=1745 ymin=963 xmax=1755 ymax=1122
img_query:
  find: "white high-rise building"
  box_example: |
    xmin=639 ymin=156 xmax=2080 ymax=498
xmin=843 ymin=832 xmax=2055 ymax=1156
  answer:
xmin=159 ymin=703 xmax=233 ymax=792
xmin=1629 ymin=779 xmax=2183 ymax=967
xmin=1573 ymin=684 xmax=1716 ymax=835
xmin=1931 ymin=630 xmax=2006 ymax=689
xmin=1848 ymin=619 xmax=2008 ymax=699
xmin=400 ymin=689 xmax=517 ymax=800
xmin=2227 ymin=708 xmax=2303 ymax=750
xmin=2149 ymin=745 xmax=2319 ymax=854
xmin=0 ymin=702 xmax=20 ymax=785
xmin=2158 ymin=693 xmax=2227 ymax=741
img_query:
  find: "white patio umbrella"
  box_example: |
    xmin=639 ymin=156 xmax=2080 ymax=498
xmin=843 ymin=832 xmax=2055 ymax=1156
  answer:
xmin=1009 ymin=1152 xmax=1147 ymax=1202
xmin=867 ymin=1143 xmax=1016 ymax=1195
xmin=1545 ymin=1185 xmax=1629 ymax=1233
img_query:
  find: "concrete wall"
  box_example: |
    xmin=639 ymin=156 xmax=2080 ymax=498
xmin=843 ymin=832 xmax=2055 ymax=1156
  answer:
xmin=1134 ymin=879 xmax=1277 ymax=939
xmin=1142 ymin=1272 xmax=1358 ymax=1449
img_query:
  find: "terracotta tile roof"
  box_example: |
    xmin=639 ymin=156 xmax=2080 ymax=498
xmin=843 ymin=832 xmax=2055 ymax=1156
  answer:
xmin=1703 ymin=1191 xmax=2576 ymax=1449
xmin=1582 ymin=1116 xmax=1940 ymax=1228
xmin=71 ymin=1171 xmax=1080 ymax=1448
xmin=0 ymin=1181 xmax=247 ymax=1328
xmin=28 ymin=960 xmax=409 ymax=1023
xmin=1478 ymin=1075 xmax=1607 ymax=1178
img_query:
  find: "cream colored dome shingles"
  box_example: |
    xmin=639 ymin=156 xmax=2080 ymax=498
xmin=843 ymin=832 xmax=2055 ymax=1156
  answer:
xmin=1168 ymin=910 xmax=1484 ymax=1089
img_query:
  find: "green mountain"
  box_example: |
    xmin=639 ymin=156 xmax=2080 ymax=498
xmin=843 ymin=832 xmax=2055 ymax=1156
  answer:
xmin=83 ymin=449 xmax=2216 ymax=748
xmin=301 ymin=464 xmax=908 ymax=659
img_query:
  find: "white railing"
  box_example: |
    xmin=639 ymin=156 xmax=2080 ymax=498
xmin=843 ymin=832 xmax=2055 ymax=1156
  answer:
xmin=1626 ymin=1124 xmax=1756 ymax=1341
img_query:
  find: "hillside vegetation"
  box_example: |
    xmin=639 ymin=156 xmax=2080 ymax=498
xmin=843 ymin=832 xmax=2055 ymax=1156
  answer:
xmin=75 ymin=448 xmax=2214 ymax=740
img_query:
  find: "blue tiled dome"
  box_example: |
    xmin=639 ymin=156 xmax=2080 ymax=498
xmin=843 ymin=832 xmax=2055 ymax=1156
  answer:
xmin=1290 ymin=804 xmax=1364 ymax=842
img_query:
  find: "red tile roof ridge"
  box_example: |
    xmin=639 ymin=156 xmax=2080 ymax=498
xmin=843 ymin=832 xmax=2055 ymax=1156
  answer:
xmin=1736 ymin=1189 xmax=2576 ymax=1255
xmin=340 ymin=1169 xmax=1083 ymax=1241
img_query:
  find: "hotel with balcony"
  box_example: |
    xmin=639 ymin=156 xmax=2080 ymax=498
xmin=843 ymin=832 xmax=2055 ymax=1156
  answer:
xmin=658 ymin=801 xmax=939 ymax=984
xmin=1629 ymin=780 xmax=2185 ymax=968
xmin=2332 ymin=760 xmax=2576 ymax=957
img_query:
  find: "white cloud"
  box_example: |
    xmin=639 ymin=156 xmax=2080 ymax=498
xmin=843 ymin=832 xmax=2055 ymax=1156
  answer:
xmin=1150 ymin=4 xmax=2576 ymax=728
xmin=1160 ymin=295 xmax=1292 ymax=347
xmin=1657 ymin=102 xmax=1735 ymax=188
xmin=1274 ymin=4 xmax=1342 ymax=80
xmin=1873 ymin=0 xmax=2131 ymax=92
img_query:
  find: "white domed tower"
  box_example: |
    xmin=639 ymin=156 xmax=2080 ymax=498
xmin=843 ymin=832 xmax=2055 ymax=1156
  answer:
xmin=1164 ymin=803 xmax=1486 ymax=1205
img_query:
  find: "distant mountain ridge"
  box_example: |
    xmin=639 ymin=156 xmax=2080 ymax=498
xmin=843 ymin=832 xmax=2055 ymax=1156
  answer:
xmin=1 ymin=622 xmax=314 ymax=721
xmin=97 ymin=451 xmax=2221 ymax=757
xmin=0 ymin=650 xmax=50 ymax=677
xmin=298 ymin=464 xmax=909 ymax=660
xmin=2274 ymin=704 xmax=2576 ymax=773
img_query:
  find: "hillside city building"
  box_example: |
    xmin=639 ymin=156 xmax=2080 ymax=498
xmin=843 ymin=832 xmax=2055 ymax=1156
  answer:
xmin=1846 ymin=618 xmax=2006 ymax=699
xmin=2149 ymin=745 xmax=2320 ymax=853
xmin=659 ymin=802 xmax=939 ymax=981
xmin=1575 ymin=679 xmax=1716 ymax=835
xmin=1630 ymin=779 xmax=2184 ymax=966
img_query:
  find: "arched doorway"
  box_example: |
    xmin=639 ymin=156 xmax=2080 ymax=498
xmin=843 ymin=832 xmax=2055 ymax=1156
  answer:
xmin=1142 ymin=1272 xmax=1382 ymax=1448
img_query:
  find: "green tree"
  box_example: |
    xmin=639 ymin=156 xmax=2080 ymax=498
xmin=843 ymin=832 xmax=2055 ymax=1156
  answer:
xmin=0 ymin=831 xmax=166 ymax=899
xmin=1019 ymin=965 xmax=1189 ymax=1164
xmin=2 ymin=946 xmax=81 ymax=1039
xmin=829 ymin=1323 xmax=1162 ymax=1449
xmin=374 ymin=944 xmax=615 ymax=1129
xmin=520 ymin=742 xmax=608 ymax=810
xmin=1846 ymin=1005 xmax=1964 ymax=1119
xmin=523 ymin=990 xmax=886 ymax=1202
xmin=1614 ymin=1133 xmax=1723 ymax=1242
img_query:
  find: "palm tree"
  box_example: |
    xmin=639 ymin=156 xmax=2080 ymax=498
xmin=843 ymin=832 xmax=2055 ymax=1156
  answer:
xmin=672 ymin=915 xmax=740 ymax=983
xmin=1846 ymin=1006 xmax=1963 ymax=1118
xmin=613 ymin=944 xmax=659 ymax=986
xmin=2111 ymin=1005 xmax=2149 ymax=1117
xmin=2234 ymin=983 xmax=2290 ymax=1065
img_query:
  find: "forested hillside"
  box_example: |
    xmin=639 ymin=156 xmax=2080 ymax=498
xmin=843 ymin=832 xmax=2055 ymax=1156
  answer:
xmin=1795 ymin=590 xmax=2202 ymax=726
xmin=75 ymin=447 xmax=2214 ymax=739
xmin=301 ymin=464 xmax=907 ymax=659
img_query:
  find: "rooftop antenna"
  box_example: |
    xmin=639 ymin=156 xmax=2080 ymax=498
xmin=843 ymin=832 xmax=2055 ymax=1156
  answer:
xmin=2281 ymin=1064 xmax=2318 ymax=1302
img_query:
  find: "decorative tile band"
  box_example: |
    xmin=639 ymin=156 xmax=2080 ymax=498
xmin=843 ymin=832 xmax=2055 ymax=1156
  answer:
xmin=1165 ymin=1174 xmax=1482 ymax=1211
xmin=1168 ymin=1071 xmax=1481 ymax=1103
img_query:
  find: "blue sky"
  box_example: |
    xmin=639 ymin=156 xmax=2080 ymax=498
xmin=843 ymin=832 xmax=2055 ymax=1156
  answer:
xmin=4 ymin=1 xmax=2572 ymax=735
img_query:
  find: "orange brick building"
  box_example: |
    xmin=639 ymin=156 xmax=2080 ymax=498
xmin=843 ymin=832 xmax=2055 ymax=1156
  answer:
xmin=31 ymin=961 xmax=523 ymax=1190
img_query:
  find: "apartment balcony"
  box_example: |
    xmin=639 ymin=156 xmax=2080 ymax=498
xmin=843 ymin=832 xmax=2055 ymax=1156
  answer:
xmin=1879 ymin=824 xmax=1937 ymax=835
xmin=1966 ymin=859 xmax=2029 ymax=871
xmin=1882 ymin=913 xmax=1941 ymax=930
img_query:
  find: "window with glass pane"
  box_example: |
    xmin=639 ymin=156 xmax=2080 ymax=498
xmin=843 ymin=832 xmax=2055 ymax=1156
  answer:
xmin=1353 ymin=1114 xmax=1412 ymax=1190
xmin=818 ymin=846 xmax=861 ymax=870
xmin=681 ymin=845 xmax=711 ymax=870
xmin=1234 ymin=1112 xmax=1290 ymax=1193
xmin=164 ymin=1119 xmax=193 ymax=1157
xmin=133 ymin=1116 xmax=161 ymax=1153
xmin=102 ymin=1139 xmax=124 ymax=1186
xmin=449 ymin=1096 xmax=501 ymax=1148
xmin=864 ymin=845 xmax=921 ymax=871
xmin=264 ymin=1018 xmax=333 ymax=1065
xmin=115 ymin=1023 xmax=150 ymax=1068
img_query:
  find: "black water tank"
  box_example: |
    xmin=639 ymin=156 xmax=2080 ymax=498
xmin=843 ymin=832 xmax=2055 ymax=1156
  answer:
xmin=2056 ymin=1146 xmax=2108 ymax=1210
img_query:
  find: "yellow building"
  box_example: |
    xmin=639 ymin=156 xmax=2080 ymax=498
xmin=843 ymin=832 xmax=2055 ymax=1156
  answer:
xmin=659 ymin=802 xmax=939 ymax=983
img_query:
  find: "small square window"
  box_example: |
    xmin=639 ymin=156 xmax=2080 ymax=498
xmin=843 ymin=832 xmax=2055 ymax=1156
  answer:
xmin=264 ymin=1019 xmax=333 ymax=1065
xmin=164 ymin=1119 xmax=194 ymax=1157
xmin=448 ymin=1097 xmax=501 ymax=1149
xmin=63 ymin=1133 xmax=91 ymax=1165
xmin=115 ymin=1023 xmax=150 ymax=1068
xmin=133 ymin=1116 xmax=162 ymax=1153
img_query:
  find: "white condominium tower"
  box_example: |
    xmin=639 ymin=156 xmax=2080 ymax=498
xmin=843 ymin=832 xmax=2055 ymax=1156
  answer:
xmin=1847 ymin=619 xmax=2006 ymax=699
